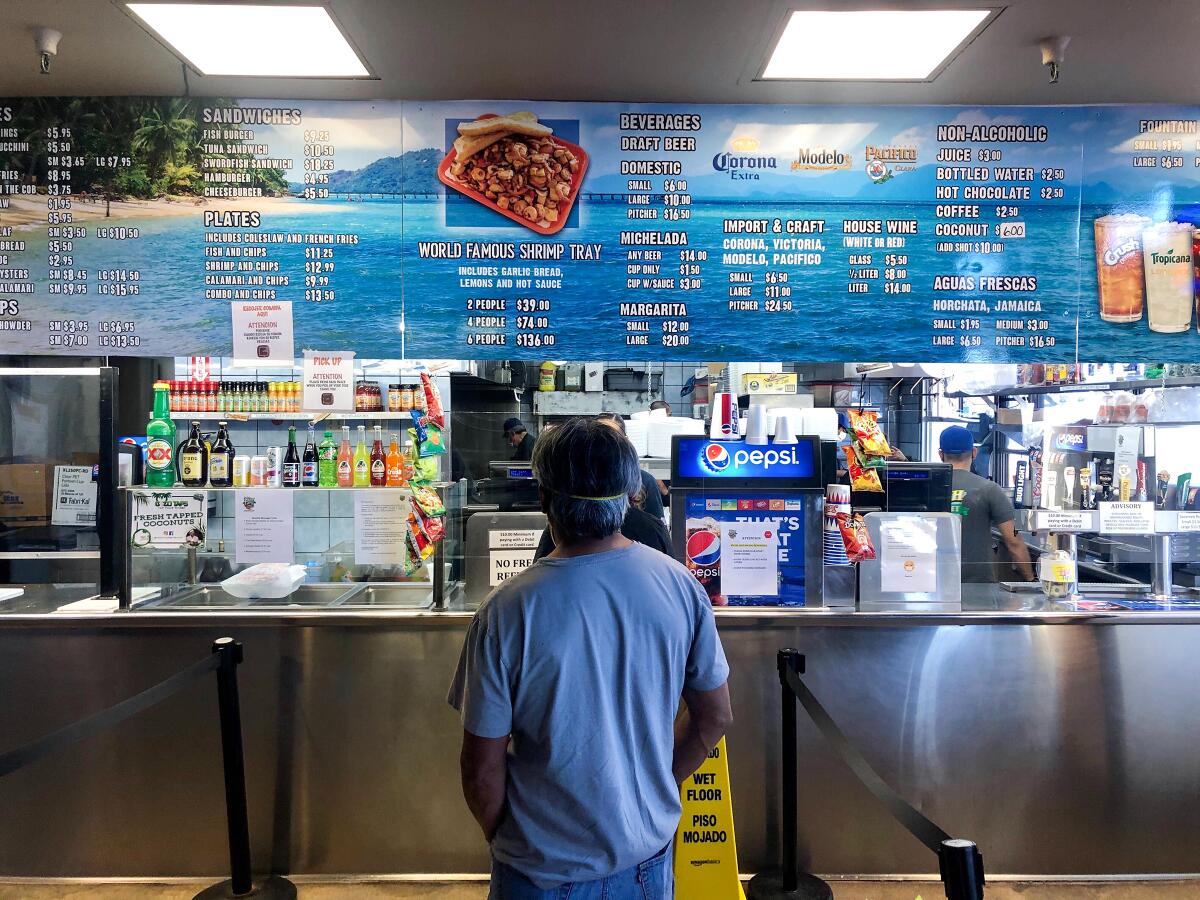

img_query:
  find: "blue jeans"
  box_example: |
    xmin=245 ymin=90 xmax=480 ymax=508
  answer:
xmin=489 ymin=844 xmax=673 ymax=900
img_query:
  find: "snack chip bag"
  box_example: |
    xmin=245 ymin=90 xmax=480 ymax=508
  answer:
xmin=411 ymin=457 xmax=440 ymax=485
xmin=420 ymin=372 xmax=444 ymax=428
xmin=407 ymin=423 xmax=446 ymax=458
xmin=845 ymin=444 xmax=883 ymax=492
xmin=848 ymin=409 xmax=891 ymax=457
xmin=412 ymin=484 xmax=446 ymax=517
xmin=835 ymin=510 xmax=876 ymax=563
xmin=415 ymin=504 xmax=445 ymax=543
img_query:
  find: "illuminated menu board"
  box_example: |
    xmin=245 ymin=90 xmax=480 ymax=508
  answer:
xmin=0 ymin=98 xmax=1197 ymax=362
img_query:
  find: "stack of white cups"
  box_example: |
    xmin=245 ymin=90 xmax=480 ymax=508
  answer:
xmin=823 ymin=484 xmax=851 ymax=566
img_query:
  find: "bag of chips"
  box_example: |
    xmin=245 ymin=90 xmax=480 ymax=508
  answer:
xmin=407 ymin=422 xmax=446 ymax=458
xmin=411 ymin=456 xmax=440 ymax=485
xmin=411 ymin=484 xmax=446 ymax=517
xmin=835 ymin=510 xmax=876 ymax=563
xmin=845 ymin=444 xmax=883 ymax=492
xmin=420 ymin=372 xmax=444 ymax=428
xmin=848 ymin=409 xmax=891 ymax=457
xmin=415 ymin=504 xmax=445 ymax=543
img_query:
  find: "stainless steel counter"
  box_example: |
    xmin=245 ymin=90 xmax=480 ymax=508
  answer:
xmin=0 ymin=590 xmax=1196 ymax=879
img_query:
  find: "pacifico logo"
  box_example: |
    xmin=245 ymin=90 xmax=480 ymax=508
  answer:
xmin=791 ymin=147 xmax=852 ymax=171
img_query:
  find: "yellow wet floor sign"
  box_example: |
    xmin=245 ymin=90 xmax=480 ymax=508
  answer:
xmin=674 ymin=737 xmax=746 ymax=899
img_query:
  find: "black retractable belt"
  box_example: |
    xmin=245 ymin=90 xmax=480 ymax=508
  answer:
xmin=749 ymin=649 xmax=986 ymax=900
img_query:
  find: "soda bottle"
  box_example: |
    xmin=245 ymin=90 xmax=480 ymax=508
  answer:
xmin=385 ymin=432 xmax=406 ymax=486
xmin=178 ymin=421 xmax=206 ymax=487
xmin=282 ymin=426 xmax=301 ymax=488
xmin=353 ymin=425 xmax=370 ymax=487
xmin=318 ymin=430 xmax=338 ymax=487
xmin=370 ymin=425 xmax=386 ymax=486
xmin=302 ymin=426 xmax=320 ymax=487
xmin=337 ymin=425 xmax=353 ymax=487
xmin=145 ymin=382 xmax=176 ymax=487
xmin=208 ymin=421 xmax=235 ymax=487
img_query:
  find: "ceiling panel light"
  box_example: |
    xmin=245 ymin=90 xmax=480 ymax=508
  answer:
xmin=761 ymin=9 xmax=995 ymax=81
xmin=125 ymin=3 xmax=371 ymax=77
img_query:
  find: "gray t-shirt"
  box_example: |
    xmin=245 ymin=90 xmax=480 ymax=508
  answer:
xmin=951 ymin=467 xmax=1017 ymax=583
xmin=447 ymin=542 xmax=728 ymax=888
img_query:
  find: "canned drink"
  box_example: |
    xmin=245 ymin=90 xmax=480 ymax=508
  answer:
xmin=265 ymin=446 xmax=282 ymax=487
xmin=232 ymin=457 xmax=251 ymax=487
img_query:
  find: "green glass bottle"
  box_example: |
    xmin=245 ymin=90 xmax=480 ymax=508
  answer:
xmin=317 ymin=429 xmax=338 ymax=487
xmin=145 ymin=382 xmax=176 ymax=487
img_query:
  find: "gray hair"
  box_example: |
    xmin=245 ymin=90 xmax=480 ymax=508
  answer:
xmin=533 ymin=417 xmax=642 ymax=542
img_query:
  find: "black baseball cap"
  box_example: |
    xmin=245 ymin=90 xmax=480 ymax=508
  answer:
xmin=502 ymin=417 xmax=526 ymax=435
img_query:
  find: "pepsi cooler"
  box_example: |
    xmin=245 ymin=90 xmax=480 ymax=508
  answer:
xmin=669 ymin=434 xmax=835 ymax=607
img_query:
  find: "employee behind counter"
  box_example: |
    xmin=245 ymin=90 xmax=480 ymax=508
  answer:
xmin=938 ymin=425 xmax=1035 ymax=584
xmin=503 ymin=417 xmax=536 ymax=462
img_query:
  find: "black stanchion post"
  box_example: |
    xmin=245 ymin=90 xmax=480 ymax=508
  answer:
xmin=938 ymin=839 xmax=985 ymax=900
xmin=195 ymin=638 xmax=296 ymax=900
xmin=747 ymin=649 xmax=832 ymax=900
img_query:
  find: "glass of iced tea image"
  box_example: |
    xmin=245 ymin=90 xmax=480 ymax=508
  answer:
xmin=1094 ymin=213 xmax=1151 ymax=322
xmin=1142 ymin=221 xmax=1195 ymax=333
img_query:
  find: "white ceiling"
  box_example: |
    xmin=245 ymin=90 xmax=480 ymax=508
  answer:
xmin=0 ymin=0 xmax=1196 ymax=105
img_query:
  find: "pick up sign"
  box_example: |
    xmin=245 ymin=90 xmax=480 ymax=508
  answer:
xmin=302 ymin=350 xmax=355 ymax=412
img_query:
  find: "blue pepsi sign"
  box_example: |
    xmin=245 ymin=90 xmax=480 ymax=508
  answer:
xmin=1051 ymin=427 xmax=1088 ymax=453
xmin=672 ymin=436 xmax=823 ymax=488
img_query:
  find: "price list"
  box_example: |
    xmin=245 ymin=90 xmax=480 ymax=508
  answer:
xmin=619 ymin=112 xmax=703 ymax=349
xmin=0 ymin=112 xmax=34 ymax=340
xmin=199 ymin=107 xmax=359 ymax=309
xmin=929 ymin=121 xmax=1071 ymax=353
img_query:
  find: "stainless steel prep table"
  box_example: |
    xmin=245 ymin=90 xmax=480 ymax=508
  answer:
xmin=0 ymin=597 xmax=1195 ymax=881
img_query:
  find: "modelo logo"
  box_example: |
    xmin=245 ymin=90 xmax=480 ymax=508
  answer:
xmin=791 ymin=147 xmax=852 ymax=171
xmin=1053 ymin=430 xmax=1087 ymax=452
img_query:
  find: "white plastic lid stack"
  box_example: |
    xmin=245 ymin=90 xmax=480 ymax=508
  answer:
xmin=222 ymin=563 xmax=307 ymax=599
xmin=800 ymin=408 xmax=840 ymax=441
xmin=646 ymin=417 xmax=704 ymax=457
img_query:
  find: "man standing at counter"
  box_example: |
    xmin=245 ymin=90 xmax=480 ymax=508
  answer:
xmin=449 ymin=417 xmax=731 ymax=899
xmin=939 ymin=425 xmax=1036 ymax=583
xmin=503 ymin=417 xmax=536 ymax=462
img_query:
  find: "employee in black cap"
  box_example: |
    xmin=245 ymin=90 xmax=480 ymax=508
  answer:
xmin=503 ymin=417 xmax=536 ymax=462
xmin=939 ymin=425 xmax=1034 ymax=584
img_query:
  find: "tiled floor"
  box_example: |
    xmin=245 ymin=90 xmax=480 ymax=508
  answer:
xmin=1 ymin=881 xmax=1199 ymax=899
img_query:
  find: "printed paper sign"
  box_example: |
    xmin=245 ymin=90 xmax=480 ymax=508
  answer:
xmin=234 ymin=490 xmax=294 ymax=564
xmin=880 ymin=518 xmax=938 ymax=593
xmin=490 ymin=549 xmax=538 ymax=586
xmin=303 ymin=350 xmax=355 ymax=412
xmin=51 ymin=465 xmax=97 ymax=526
xmin=719 ymin=522 xmax=779 ymax=596
xmin=1175 ymin=511 xmax=1200 ymax=532
xmin=1034 ymin=510 xmax=1093 ymax=532
xmin=354 ymin=491 xmax=409 ymax=565
xmin=232 ymin=301 xmax=294 ymax=364
xmin=1098 ymin=501 xmax=1156 ymax=535
xmin=130 ymin=490 xmax=206 ymax=550
xmin=488 ymin=530 xmax=542 ymax=550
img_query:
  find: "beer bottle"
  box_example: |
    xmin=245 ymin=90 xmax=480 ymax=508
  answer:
xmin=302 ymin=426 xmax=320 ymax=487
xmin=282 ymin=426 xmax=301 ymax=488
xmin=145 ymin=382 xmax=176 ymax=487
xmin=209 ymin=421 xmax=235 ymax=488
xmin=179 ymin=421 xmax=206 ymax=487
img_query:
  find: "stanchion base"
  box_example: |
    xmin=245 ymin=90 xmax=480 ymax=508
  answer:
xmin=747 ymin=870 xmax=833 ymax=900
xmin=193 ymin=874 xmax=297 ymax=900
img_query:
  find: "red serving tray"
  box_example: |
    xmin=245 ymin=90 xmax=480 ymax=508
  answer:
xmin=437 ymin=118 xmax=589 ymax=236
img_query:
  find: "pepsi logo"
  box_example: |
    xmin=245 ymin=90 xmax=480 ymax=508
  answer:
xmin=701 ymin=443 xmax=731 ymax=473
xmin=687 ymin=529 xmax=721 ymax=567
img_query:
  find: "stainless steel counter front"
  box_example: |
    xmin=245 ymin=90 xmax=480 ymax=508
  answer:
xmin=0 ymin=604 xmax=1196 ymax=879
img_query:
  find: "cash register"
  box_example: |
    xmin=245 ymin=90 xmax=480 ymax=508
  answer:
xmin=469 ymin=461 xmax=541 ymax=511
xmin=851 ymin=462 xmax=953 ymax=513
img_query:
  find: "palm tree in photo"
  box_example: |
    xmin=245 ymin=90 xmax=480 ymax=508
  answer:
xmin=131 ymin=98 xmax=197 ymax=185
